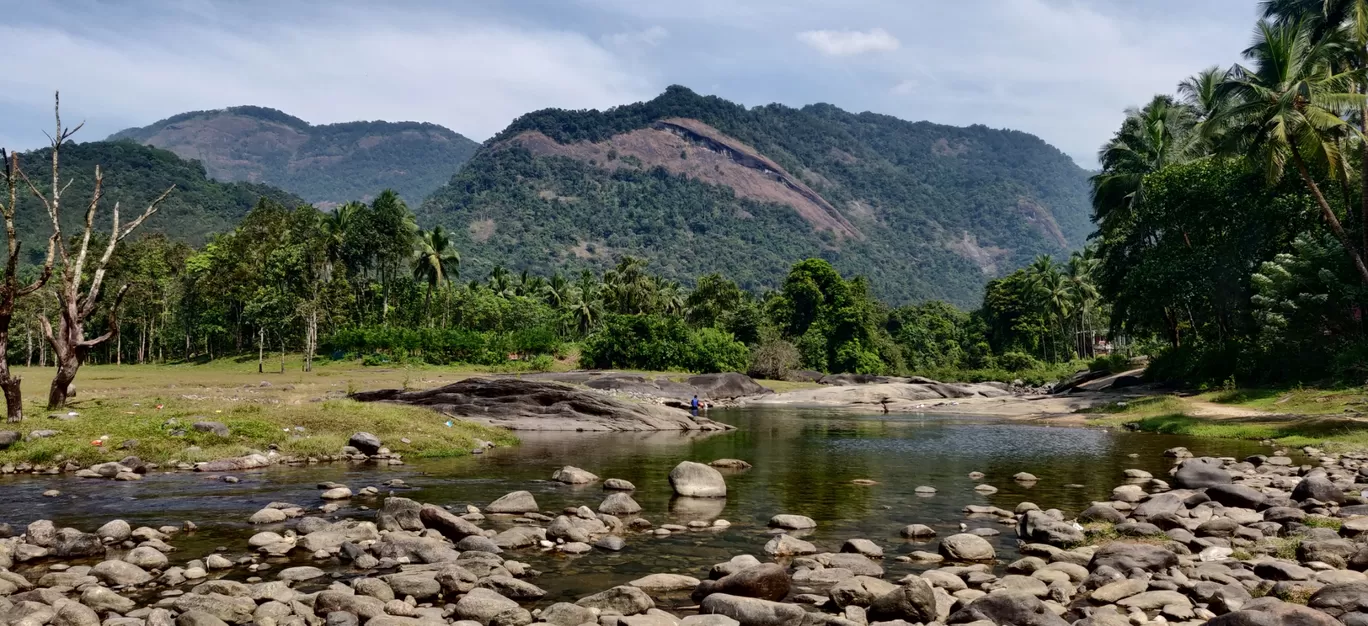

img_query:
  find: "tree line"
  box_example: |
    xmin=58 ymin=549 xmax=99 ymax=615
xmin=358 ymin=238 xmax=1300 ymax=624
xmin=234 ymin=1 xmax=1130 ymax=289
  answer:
xmin=1090 ymin=0 xmax=1368 ymax=385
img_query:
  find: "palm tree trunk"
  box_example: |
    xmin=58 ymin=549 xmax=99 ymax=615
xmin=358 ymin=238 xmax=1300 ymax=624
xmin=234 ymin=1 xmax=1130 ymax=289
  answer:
xmin=1292 ymin=149 xmax=1368 ymax=285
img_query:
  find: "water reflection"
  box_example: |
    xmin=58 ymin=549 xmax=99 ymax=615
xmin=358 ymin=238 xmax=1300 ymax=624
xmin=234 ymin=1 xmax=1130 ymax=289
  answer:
xmin=0 ymin=408 xmax=1280 ymax=602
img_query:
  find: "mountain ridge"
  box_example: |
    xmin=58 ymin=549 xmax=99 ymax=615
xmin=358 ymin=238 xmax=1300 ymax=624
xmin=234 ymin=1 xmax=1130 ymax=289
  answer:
xmin=419 ymin=86 xmax=1093 ymax=306
xmin=108 ymin=106 xmax=480 ymax=206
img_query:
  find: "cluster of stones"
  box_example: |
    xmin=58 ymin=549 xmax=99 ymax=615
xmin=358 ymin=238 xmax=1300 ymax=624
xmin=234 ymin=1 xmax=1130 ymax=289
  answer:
xmin=0 ymin=432 xmax=430 ymax=477
xmin=18 ymin=443 xmax=1368 ymax=625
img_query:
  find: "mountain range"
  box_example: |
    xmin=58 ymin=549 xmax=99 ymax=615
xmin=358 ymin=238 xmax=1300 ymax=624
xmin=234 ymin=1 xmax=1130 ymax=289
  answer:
xmin=108 ymin=106 xmax=479 ymax=206
xmin=89 ymin=86 xmax=1093 ymax=306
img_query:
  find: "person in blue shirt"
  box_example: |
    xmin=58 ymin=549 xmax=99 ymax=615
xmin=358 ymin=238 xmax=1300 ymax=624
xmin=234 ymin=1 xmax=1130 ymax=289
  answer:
xmin=690 ymin=395 xmax=700 ymax=416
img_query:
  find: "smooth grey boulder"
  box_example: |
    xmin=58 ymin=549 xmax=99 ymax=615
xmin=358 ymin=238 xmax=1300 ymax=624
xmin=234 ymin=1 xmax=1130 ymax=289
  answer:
xmin=939 ymin=533 xmax=995 ymax=561
xmin=699 ymin=593 xmax=805 ymax=626
xmin=947 ymin=592 xmax=1071 ymax=625
xmin=670 ymin=461 xmax=727 ymax=497
xmin=867 ymin=577 xmax=938 ymax=623
xmin=692 ymin=563 xmax=791 ymax=602
xmin=575 ymin=585 xmax=654 ymax=615
xmin=599 ymin=492 xmax=642 ymax=516
xmin=347 ymin=432 xmax=382 ymax=455
xmin=486 ymin=491 xmax=538 ymax=514
xmin=1172 ymin=457 xmax=1231 ymax=489
xmin=1294 ymin=474 xmax=1346 ymax=503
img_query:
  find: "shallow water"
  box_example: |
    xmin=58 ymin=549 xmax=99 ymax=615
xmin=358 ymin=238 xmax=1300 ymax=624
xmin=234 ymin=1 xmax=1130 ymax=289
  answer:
xmin=0 ymin=408 xmax=1283 ymax=604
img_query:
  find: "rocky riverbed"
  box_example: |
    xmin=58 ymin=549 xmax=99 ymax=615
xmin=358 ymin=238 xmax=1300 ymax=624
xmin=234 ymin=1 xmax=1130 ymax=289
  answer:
xmin=4 ymin=438 xmax=1368 ymax=626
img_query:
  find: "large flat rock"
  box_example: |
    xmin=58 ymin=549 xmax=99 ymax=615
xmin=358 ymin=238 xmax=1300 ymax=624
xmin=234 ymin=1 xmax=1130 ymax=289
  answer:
xmin=351 ymin=378 xmax=734 ymax=432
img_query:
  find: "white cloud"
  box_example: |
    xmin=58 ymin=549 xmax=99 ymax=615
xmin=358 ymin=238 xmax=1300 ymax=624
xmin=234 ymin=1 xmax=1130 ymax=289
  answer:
xmin=0 ymin=6 xmax=656 ymax=145
xmin=604 ymin=25 xmax=669 ymax=48
xmin=797 ymin=28 xmax=900 ymax=57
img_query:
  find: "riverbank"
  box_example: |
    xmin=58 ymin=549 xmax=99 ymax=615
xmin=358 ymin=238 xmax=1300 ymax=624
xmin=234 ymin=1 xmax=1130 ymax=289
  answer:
xmin=0 ymin=359 xmax=517 ymax=466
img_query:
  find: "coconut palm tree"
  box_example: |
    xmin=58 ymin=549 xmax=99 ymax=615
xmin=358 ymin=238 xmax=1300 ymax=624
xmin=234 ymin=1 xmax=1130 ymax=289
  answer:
xmin=603 ymin=256 xmax=655 ymax=314
xmin=1211 ymin=18 xmax=1368 ymax=284
xmin=412 ymin=226 xmax=460 ymax=320
xmin=1090 ymin=95 xmax=1199 ymax=233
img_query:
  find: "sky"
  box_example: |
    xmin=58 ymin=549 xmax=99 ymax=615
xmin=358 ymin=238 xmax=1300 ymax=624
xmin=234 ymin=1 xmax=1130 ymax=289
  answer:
xmin=0 ymin=0 xmax=1259 ymax=168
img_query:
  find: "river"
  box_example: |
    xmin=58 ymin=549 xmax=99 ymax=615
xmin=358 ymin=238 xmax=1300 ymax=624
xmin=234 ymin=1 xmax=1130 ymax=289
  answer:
xmin=0 ymin=408 xmax=1284 ymax=604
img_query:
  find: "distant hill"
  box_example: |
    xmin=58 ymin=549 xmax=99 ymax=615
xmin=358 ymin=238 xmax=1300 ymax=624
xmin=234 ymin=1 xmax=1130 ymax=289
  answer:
xmin=108 ymin=106 xmax=479 ymax=206
xmin=11 ymin=141 xmax=303 ymax=264
xmin=419 ymin=86 xmax=1093 ymax=306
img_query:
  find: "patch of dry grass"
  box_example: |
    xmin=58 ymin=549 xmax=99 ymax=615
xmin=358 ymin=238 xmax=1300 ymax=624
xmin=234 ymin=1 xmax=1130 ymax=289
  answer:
xmin=0 ymin=359 xmax=515 ymax=466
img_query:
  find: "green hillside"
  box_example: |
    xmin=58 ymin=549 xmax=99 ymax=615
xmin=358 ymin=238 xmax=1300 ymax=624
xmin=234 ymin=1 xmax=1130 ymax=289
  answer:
xmin=419 ymin=86 xmax=1092 ymax=306
xmin=109 ymin=106 xmax=479 ymax=206
xmin=10 ymin=141 xmax=304 ymax=264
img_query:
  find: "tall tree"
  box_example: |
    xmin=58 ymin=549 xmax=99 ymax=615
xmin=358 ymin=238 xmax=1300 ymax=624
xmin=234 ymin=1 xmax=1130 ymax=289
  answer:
xmin=1211 ymin=19 xmax=1368 ymax=284
xmin=412 ymin=225 xmax=460 ymax=319
xmin=21 ymin=96 xmax=173 ymax=408
xmin=0 ymin=150 xmax=55 ymax=421
xmin=1090 ymin=95 xmax=1198 ymax=233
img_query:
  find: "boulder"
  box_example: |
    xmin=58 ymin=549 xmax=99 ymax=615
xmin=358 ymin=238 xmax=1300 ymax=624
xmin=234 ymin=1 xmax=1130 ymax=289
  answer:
xmin=1017 ymin=510 xmax=1083 ymax=545
xmin=604 ymin=478 xmax=637 ymax=491
xmin=946 ymin=592 xmax=1071 ymax=626
xmin=191 ymin=421 xmax=230 ymax=437
xmin=1173 ymin=457 xmax=1231 ymax=489
xmin=692 ymin=563 xmax=790 ymax=602
xmin=551 ymin=466 xmax=598 ymax=484
xmin=452 ymin=588 xmax=524 ymax=624
xmin=173 ymin=593 xmax=256 ymax=624
xmin=0 ymin=431 xmax=18 ymax=450
xmin=92 ymin=559 xmax=153 ymax=585
xmin=486 ymin=491 xmax=538 ymax=514
xmin=699 ymin=593 xmax=805 ymax=626
xmin=630 ymin=573 xmax=702 ymax=593
xmin=348 ymin=432 xmax=383 ymax=455
xmin=1088 ymin=542 xmax=1178 ymax=574
xmin=763 ymin=534 xmax=816 ymax=557
xmin=688 ymin=373 xmax=772 ymax=399
xmin=53 ymin=529 xmax=105 ymax=558
xmin=599 ymin=492 xmax=642 ymax=516
xmin=1206 ymin=597 xmax=1340 ymax=626
xmin=1294 ymin=474 xmax=1346 ymax=504
xmin=576 ymin=585 xmax=655 ymax=615
xmin=1309 ymin=581 xmax=1368 ymax=617
xmin=939 ymin=533 xmax=995 ymax=561
xmin=351 ymin=378 xmax=732 ymax=431
xmin=866 ymin=577 xmax=937 ymax=623
xmin=195 ymin=454 xmax=269 ymax=472
xmin=419 ymin=504 xmax=483 ymax=539
xmin=96 ymin=519 xmax=132 ymax=542
xmin=1205 ymin=484 xmax=1266 ymax=509
xmin=830 ymin=576 xmax=899 ymax=608
xmin=768 ymin=514 xmax=816 ymax=530
xmin=538 ymin=603 xmax=597 ymax=626
xmin=670 ymin=461 xmax=727 ymax=497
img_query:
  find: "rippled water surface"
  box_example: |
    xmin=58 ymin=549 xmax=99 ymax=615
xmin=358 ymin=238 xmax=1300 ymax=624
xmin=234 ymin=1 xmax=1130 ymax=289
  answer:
xmin=0 ymin=409 xmax=1281 ymax=603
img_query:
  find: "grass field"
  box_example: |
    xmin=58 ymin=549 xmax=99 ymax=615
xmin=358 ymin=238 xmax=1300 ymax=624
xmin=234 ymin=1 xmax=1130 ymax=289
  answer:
xmin=0 ymin=357 xmax=519 ymax=466
xmin=1083 ymin=389 xmax=1368 ymax=450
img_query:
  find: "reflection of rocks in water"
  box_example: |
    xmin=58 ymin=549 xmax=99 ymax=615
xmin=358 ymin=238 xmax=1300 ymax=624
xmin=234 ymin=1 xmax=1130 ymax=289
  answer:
xmin=509 ymin=430 xmax=729 ymax=458
xmin=669 ymin=496 xmax=727 ymax=521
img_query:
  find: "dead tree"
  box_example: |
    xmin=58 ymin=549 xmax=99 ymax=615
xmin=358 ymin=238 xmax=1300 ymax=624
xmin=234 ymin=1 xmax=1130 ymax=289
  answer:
xmin=21 ymin=93 xmax=173 ymax=409
xmin=0 ymin=150 xmax=56 ymax=422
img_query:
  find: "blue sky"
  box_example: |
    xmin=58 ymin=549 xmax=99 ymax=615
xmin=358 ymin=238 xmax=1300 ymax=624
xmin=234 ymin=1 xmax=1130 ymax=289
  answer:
xmin=0 ymin=0 xmax=1258 ymax=168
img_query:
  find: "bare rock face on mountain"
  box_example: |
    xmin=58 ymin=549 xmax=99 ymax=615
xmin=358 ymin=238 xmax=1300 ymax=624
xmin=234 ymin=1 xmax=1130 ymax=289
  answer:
xmin=350 ymin=378 xmax=733 ymax=432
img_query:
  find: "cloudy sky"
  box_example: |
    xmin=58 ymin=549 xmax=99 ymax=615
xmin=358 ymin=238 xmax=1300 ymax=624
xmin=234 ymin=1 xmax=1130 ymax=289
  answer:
xmin=0 ymin=0 xmax=1258 ymax=168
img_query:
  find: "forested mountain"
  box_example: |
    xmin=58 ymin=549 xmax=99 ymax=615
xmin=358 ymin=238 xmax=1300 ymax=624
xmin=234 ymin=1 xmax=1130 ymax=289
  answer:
xmin=9 ymin=141 xmax=303 ymax=264
xmin=419 ymin=86 xmax=1092 ymax=306
xmin=108 ymin=106 xmax=479 ymax=206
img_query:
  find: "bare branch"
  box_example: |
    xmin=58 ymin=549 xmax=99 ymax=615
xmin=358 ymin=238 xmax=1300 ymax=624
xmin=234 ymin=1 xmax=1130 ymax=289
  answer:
xmin=117 ymin=186 xmax=174 ymax=241
xmin=70 ymin=166 xmax=103 ymax=284
xmin=18 ymin=235 xmax=58 ymax=297
xmin=76 ymin=284 xmax=128 ymax=349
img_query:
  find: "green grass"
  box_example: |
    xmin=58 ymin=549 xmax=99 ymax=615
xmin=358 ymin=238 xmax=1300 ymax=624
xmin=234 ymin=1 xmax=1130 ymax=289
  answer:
xmin=0 ymin=359 xmax=517 ymax=466
xmin=1304 ymin=516 xmax=1343 ymax=530
xmin=1196 ymin=387 xmax=1367 ymax=416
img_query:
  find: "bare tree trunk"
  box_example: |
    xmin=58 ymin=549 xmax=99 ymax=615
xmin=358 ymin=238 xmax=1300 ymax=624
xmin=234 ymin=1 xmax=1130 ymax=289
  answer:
xmin=258 ymin=327 xmax=264 ymax=373
xmin=279 ymin=335 xmax=285 ymax=374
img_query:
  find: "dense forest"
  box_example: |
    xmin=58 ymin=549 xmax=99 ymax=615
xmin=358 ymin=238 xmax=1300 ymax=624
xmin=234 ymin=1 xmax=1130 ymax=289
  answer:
xmin=1088 ymin=0 xmax=1368 ymax=385
xmin=10 ymin=141 xmax=303 ymax=264
xmin=419 ymin=86 xmax=1093 ymax=307
xmin=109 ymin=106 xmax=480 ymax=206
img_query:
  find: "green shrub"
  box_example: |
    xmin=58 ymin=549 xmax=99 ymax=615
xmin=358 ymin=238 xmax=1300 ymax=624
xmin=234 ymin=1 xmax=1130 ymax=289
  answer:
xmin=579 ymin=314 xmax=748 ymax=373
xmin=1088 ymin=354 xmax=1132 ymax=373
xmin=998 ymin=352 xmax=1041 ymax=371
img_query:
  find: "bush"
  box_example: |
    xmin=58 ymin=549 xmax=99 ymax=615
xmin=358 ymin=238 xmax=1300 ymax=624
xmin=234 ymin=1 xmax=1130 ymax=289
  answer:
xmin=1088 ymin=354 xmax=1133 ymax=374
xmin=998 ymin=352 xmax=1041 ymax=371
xmin=580 ymin=314 xmax=748 ymax=373
xmin=689 ymin=328 xmax=749 ymax=373
xmin=748 ymin=339 xmax=801 ymax=380
xmin=329 ymin=326 xmax=563 ymax=366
